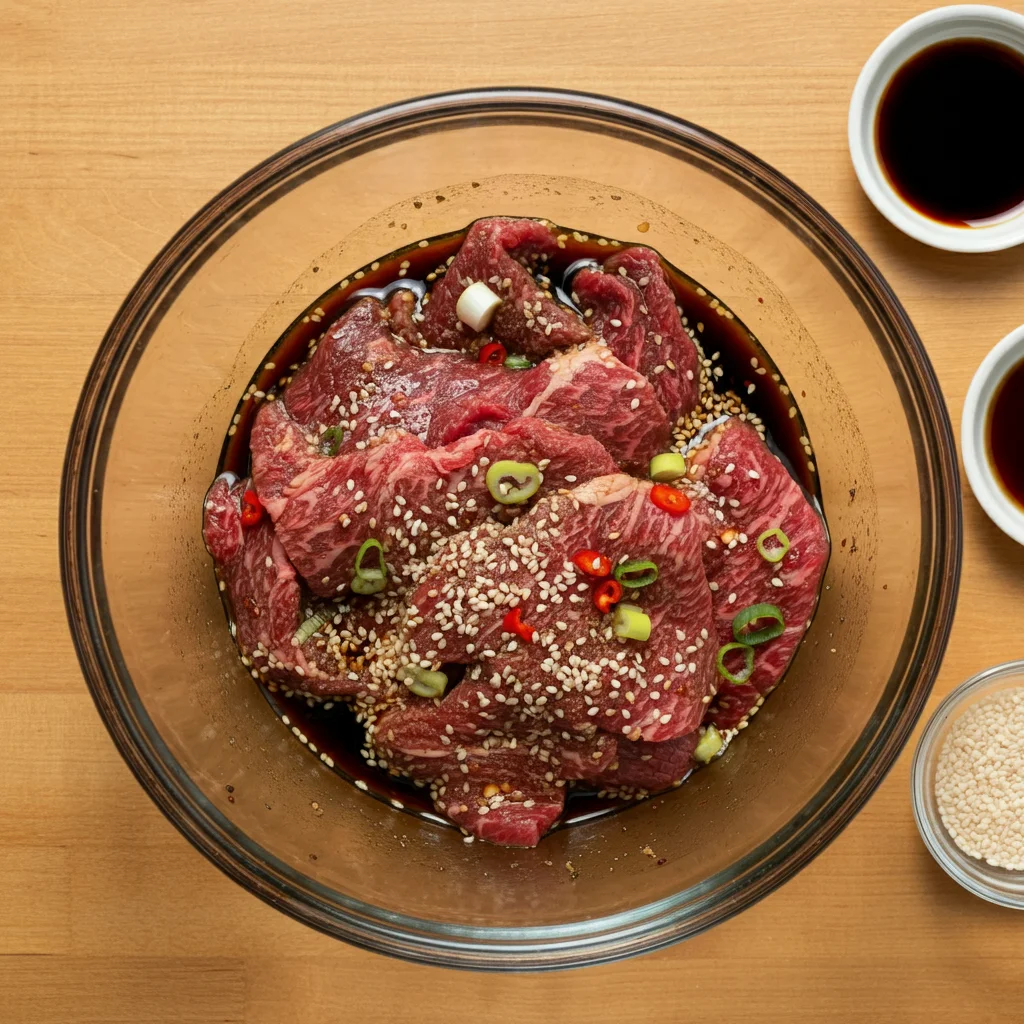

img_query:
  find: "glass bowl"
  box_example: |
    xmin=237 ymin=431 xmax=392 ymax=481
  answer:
xmin=60 ymin=88 xmax=961 ymax=970
xmin=912 ymin=661 xmax=1024 ymax=908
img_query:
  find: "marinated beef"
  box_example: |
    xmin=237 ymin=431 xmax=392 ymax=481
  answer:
xmin=418 ymin=217 xmax=592 ymax=357
xmin=572 ymin=246 xmax=702 ymax=418
xmin=282 ymin=297 xmax=668 ymax=472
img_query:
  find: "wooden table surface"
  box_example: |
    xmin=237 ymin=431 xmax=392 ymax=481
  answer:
xmin=4 ymin=0 xmax=1024 ymax=1020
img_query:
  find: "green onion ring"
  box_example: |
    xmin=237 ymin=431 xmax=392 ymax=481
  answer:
xmin=503 ymin=353 xmax=533 ymax=370
xmin=400 ymin=665 xmax=448 ymax=698
xmin=351 ymin=575 xmax=387 ymax=595
xmin=613 ymin=559 xmax=659 ymax=589
xmin=293 ymin=611 xmax=330 ymax=646
xmin=716 ymin=642 xmax=755 ymax=684
xmin=485 ymin=460 xmax=541 ymax=505
xmin=731 ymin=603 xmax=785 ymax=645
xmin=649 ymin=452 xmax=687 ymax=482
xmin=694 ymin=725 xmax=724 ymax=763
xmin=756 ymin=527 xmax=791 ymax=563
xmin=613 ymin=603 xmax=652 ymax=641
xmin=354 ymin=538 xmax=386 ymax=581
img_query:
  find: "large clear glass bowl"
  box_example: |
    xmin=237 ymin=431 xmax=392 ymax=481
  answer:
xmin=60 ymin=88 xmax=961 ymax=970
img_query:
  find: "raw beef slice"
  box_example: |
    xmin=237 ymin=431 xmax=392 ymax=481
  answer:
xmin=595 ymin=731 xmax=700 ymax=792
xmin=420 ymin=217 xmax=592 ymax=357
xmin=280 ymin=297 xmax=670 ymax=472
xmin=381 ymin=726 xmax=568 ymax=847
xmin=372 ymin=690 xmax=616 ymax=846
xmin=250 ymin=401 xmax=618 ymax=597
xmin=573 ymin=246 xmax=702 ymax=418
xmin=685 ymin=419 xmax=830 ymax=730
xmin=396 ymin=473 xmax=718 ymax=745
xmin=202 ymin=475 xmax=372 ymax=697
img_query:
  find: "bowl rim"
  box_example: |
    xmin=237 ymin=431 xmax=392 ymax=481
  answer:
xmin=911 ymin=660 xmax=1024 ymax=908
xmin=961 ymin=323 xmax=1024 ymax=545
xmin=60 ymin=86 xmax=962 ymax=970
xmin=847 ymin=4 xmax=1024 ymax=253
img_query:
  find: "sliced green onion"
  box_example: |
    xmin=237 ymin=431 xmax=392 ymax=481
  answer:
xmin=613 ymin=559 xmax=659 ymax=589
xmin=649 ymin=452 xmax=687 ymax=482
xmin=354 ymin=538 xmax=386 ymax=581
xmin=400 ymin=665 xmax=448 ymax=699
xmin=485 ymin=460 xmax=540 ymax=504
xmin=732 ymin=603 xmax=785 ymax=645
xmin=613 ymin=603 xmax=651 ymax=641
xmin=293 ymin=610 xmax=330 ymax=646
xmin=694 ymin=725 xmax=724 ymax=764
xmin=756 ymin=527 xmax=791 ymax=564
xmin=351 ymin=575 xmax=386 ymax=595
xmin=320 ymin=426 xmax=345 ymax=456
xmin=503 ymin=353 xmax=533 ymax=370
xmin=716 ymin=642 xmax=754 ymax=684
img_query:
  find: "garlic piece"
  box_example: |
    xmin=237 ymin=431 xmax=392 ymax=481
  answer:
xmin=456 ymin=281 xmax=502 ymax=332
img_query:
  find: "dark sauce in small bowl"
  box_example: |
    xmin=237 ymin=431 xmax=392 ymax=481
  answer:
xmin=987 ymin=357 xmax=1024 ymax=509
xmin=216 ymin=220 xmax=823 ymax=830
xmin=876 ymin=38 xmax=1024 ymax=225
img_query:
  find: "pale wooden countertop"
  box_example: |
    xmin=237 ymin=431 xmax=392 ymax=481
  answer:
xmin=3 ymin=1 xmax=1024 ymax=1020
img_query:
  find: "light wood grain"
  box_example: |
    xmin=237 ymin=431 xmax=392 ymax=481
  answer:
xmin=4 ymin=0 xmax=1024 ymax=1020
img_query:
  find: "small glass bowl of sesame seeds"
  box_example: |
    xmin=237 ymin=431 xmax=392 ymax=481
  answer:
xmin=911 ymin=661 xmax=1024 ymax=908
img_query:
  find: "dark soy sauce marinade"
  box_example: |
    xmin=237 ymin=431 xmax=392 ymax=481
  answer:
xmin=217 ymin=221 xmax=821 ymax=830
xmin=988 ymin=358 xmax=1024 ymax=510
xmin=876 ymin=39 xmax=1024 ymax=225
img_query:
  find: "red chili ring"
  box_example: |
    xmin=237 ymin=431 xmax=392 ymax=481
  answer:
xmin=478 ymin=342 xmax=507 ymax=365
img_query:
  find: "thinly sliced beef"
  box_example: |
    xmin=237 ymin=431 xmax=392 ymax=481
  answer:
xmin=684 ymin=419 xmax=829 ymax=730
xmin=595 ymin=731 xmax=699 ymax=792
xmin=391 ymin=735 xmax=567 ymax=847
xmin=278 ymin=297 xmax=667 ymax=471
xmin=376 ymin=686 xmax=616 ymax=782
xmin=286 ymin=299 xmax=526 ymax=442
xmin=397 ymin=474 xmax=717 ymax=745
xmin=573 ymin=247 xmax=702 ymax=418
xmin=516 ymin=344 xmax=669 ymax=473
xmin=201 ymin=475 xmax=371 ymax=697
xmin=372 ymin=692 xmax=615 ymax=846
xmin=284 ymin=299 xmax=391 ymax=428
xmin=251 ymin=402 xmax=618 ymax=597
xmin=420 ymin=217 xmax=592 ymax=357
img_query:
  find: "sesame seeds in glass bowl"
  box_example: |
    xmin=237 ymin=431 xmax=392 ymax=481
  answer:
xmin=911 ymin=661 xmax=1024 ymax=908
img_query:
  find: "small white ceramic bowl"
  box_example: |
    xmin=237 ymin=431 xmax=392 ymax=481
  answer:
xmin=962 ymin=323 xmax=1024 ymax=543
xmin=849 ymin=5 xmax=1024 ymax=252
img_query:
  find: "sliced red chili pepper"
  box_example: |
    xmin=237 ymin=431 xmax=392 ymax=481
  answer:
xmin=241 ymin=488 xmax=264 ymax=527
xmin=572 ymin=549 xmax=612 ymax=578
xmin=479 ymin=341 xmax=507 ymax=365
xmin=650 ymin=483 xmax=691 ymax=516
xmin=593 ymin=579 xmax=623 ymax=614
xmin=502 ymin=606 xmax=538 ymax=643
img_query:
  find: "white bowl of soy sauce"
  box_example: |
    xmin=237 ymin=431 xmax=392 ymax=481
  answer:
xmin=962 ymin=324 xmax=1024 ymax=545
xmin=849 ymin=5 xmax=1024 ymax=252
